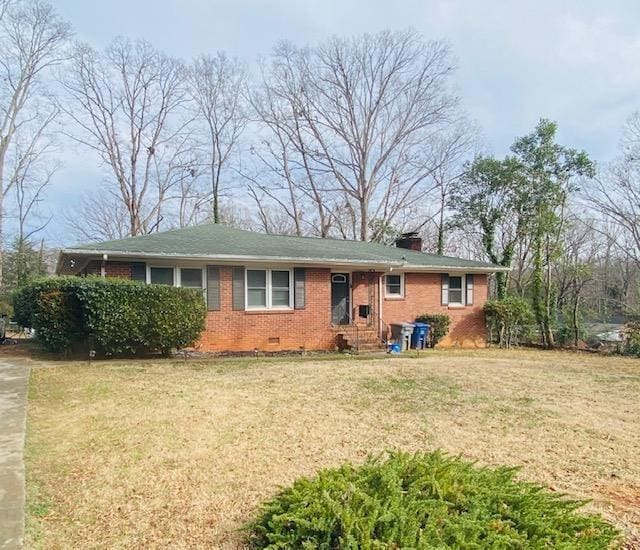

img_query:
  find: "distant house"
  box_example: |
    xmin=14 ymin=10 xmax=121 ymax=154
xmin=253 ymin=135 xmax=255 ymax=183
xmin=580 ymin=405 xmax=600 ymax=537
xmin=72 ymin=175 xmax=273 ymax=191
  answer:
xmin=56 ymin=224 xmax=507 ymax=352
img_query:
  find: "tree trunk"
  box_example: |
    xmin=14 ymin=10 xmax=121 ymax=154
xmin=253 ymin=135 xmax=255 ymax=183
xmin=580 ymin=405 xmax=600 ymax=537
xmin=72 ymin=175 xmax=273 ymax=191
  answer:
xmin=543 ymin=234 xmax=555 ymax=348
xmin=213 ymin=191 xmax=219 ymax=224
xmin=212 ymin=150 xmax=220 ymax=223
xmin=436 ymin=206 xmax=445 ymax=255
xmin=495 ymin=272 xmax=508 ymax=300
xmin=572 ymin=288 xmax=582 ymax=347
xmin=532 ymin=227 xmax=547 ymax=347
xmin=0 ymin=187 xmax=4 ymax=288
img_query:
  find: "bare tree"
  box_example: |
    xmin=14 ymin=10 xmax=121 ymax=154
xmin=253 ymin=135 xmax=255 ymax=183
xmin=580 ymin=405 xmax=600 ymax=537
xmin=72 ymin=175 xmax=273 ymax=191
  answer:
xmin=252 ymin=29 xmax=460 ymax=241
xmin=11 ymin=130 xmax=56 ymax=244
xmin=586 ymin=112 xmax=640 ymax=269
xmin=64 ymin=37 xmax=195 ymax=237
xmin=189 ymin=52 xmax=247 ymax=223
xmin=553 ymin=216 xmax=599 ymax=345
xmin=66 ymin=189 xmax=129 ymax=242
xmin=249 ymin=64 xmax=336 ymax=237
xmin=420 ymin=120 xmax=480 ymax=254
xmin=0 ymin=0 xmax=69 ymax=283
xmin=175 ymin=164 xmax=210 ymax=228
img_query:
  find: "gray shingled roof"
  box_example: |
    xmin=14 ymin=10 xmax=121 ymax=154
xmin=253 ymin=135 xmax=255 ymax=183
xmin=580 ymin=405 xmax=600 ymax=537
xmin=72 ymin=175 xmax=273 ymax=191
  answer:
xmin=62 ymin=223 xmax=505 ymax=271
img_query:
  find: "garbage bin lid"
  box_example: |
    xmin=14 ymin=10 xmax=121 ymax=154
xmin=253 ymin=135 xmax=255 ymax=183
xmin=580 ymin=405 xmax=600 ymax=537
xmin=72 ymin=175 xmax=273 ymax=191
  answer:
xmin=413 ymin=322 xmax=429 ymax=328
xmin=401 ymin=322 xmax=415 ymax=327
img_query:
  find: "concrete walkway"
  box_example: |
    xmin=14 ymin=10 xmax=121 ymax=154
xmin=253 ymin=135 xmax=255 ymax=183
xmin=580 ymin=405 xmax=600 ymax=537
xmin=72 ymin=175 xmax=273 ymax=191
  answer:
xmin=0 ymin=361 xmax=30 ymax=549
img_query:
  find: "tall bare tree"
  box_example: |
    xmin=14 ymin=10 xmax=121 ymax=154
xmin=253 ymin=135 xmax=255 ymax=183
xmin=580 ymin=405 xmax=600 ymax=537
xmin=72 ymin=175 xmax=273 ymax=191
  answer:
xmin=252 ymin=29 xmax=460 ymax=241
xmin=423 ymin=120 xmax=479 ymax=254
xmin=11 ymin=131 xmax=56 ymax=244
xmin=0 ymin=0 xmax=69 ymax=283
xmin=189 ymin=52 xmax=247 ymax=223
xmin=249 ymin=62 xmax=336 ymax=237
xmin=64 ymin=37 xmax=195 ymax=237
xmin=586 ymin=112 xmax=640 ymax=269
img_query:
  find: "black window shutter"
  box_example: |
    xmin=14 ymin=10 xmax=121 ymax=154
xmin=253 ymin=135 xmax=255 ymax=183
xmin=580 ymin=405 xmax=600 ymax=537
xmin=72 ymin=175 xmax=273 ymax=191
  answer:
xmin=131 ymin=262 xmax=146 ymax=281
xmin=232 ymin=267 xmax=245 ymax=310
xmin=207 ymin=266 xmax=221 ymax=311
xmin=466 ymin=274 xmax=474 ymax=305
xmin=294 ymin=268 xmax=306 ymax=309
xmin=441 ymin=274 xmax=449 ymax=306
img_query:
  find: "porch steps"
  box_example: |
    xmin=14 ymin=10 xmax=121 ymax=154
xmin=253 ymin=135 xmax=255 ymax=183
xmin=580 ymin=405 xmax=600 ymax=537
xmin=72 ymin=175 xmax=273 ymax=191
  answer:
xmin=336 ymin=327 xmax=386 ymax=352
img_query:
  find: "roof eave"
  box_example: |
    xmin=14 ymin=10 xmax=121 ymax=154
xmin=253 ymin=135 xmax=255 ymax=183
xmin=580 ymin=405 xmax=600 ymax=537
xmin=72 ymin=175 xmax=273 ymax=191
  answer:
xmin=402 ymin=264 xmax=511 ymax=273
xmin=57 ymin=249 xmax=406 ymax=273
xmin=57 ymin=248 xmax=508 ymax=274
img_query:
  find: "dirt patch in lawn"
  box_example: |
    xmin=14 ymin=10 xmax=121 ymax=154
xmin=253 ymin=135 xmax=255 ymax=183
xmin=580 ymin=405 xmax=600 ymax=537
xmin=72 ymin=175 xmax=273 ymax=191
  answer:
xmin=25 ymin=349 xmax=640 ymax=548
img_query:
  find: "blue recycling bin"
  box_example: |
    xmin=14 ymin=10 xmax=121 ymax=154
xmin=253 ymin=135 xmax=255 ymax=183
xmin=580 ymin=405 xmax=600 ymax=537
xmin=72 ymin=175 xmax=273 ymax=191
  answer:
xmin=411 ymin=322 xmax=430 ymax=349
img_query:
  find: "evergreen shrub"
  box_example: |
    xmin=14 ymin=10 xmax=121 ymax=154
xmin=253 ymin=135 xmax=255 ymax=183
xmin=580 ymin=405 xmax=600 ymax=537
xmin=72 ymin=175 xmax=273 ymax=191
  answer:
xmin=247 ymin=451 xmax=619 ymax=549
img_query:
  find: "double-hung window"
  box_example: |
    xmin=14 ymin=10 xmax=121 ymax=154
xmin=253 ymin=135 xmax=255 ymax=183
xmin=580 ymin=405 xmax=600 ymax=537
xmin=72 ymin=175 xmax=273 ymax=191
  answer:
xmin=448 ymin=275 xmax=464 ymax=305
xmin=246 ymin=269 xmax=292 ymax=309
xmin=384 ymin=274 xmax=404 ymax=298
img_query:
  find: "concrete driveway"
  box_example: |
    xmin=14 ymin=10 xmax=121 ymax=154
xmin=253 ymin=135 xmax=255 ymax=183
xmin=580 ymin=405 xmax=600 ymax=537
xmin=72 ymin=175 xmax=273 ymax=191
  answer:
xmin=0 ymin=361 xmax=29 ymax=549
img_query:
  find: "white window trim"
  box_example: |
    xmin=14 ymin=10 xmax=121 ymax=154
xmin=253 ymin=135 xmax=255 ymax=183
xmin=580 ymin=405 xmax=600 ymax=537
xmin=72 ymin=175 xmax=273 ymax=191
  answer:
xmin=245 ymin=267 xmax=294 ymax=311
xmin=384 ymin=273 xmax=405 ymax=299
xmin=147 ymin=265 xmax=176 ymax=286
xmin=447 ymin=273 xmax=466 ymax=306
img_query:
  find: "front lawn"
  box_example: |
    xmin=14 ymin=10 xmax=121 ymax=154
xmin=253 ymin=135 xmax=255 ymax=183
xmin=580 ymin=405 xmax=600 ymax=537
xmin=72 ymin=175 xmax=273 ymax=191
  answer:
xmin=25 ymin=349 xmax=640 ymax=548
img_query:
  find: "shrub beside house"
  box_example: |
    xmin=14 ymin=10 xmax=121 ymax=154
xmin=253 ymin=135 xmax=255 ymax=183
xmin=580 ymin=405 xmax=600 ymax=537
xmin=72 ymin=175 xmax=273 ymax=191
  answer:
xmin=14 ymin=277 xmax=205 ymax=355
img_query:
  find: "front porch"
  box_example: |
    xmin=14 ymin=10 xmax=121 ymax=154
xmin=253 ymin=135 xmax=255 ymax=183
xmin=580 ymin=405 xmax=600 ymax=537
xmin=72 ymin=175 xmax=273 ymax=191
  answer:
xmin=331 ymin=270 xmax=391 ymax=352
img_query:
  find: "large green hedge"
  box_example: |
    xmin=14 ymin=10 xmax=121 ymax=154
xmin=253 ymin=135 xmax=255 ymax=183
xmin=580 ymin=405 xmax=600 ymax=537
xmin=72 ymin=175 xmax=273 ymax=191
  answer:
xmin=247 ymin=451 xmax=619 ymax=549
xmin=13 ymin=277 xmax=206 ymax=355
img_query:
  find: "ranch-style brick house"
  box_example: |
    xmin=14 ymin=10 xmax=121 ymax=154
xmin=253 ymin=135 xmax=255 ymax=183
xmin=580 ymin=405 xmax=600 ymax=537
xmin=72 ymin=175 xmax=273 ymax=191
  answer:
xmin=56 ymin=224 xmax=507 ymax=352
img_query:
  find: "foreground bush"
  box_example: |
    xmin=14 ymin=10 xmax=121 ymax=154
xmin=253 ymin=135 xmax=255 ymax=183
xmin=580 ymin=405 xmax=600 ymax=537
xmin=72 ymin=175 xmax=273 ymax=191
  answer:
xmin=247 ymin=451 xmax=618 ymax=549
xmin=415 ymin=313 xmax=450 ymax=346
xmin=13 ymin=277 xmax=206 ymax=355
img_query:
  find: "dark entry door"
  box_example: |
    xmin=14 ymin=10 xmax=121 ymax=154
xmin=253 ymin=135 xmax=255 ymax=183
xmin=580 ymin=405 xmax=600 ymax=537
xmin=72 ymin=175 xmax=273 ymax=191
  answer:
xmin=331 ymin=273 xmax=350 ymax=325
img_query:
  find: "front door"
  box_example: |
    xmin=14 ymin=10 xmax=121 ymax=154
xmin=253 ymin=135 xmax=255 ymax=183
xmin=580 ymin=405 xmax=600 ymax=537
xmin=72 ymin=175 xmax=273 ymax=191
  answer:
xmin=331 ymin=273 xmax=350 ymax=325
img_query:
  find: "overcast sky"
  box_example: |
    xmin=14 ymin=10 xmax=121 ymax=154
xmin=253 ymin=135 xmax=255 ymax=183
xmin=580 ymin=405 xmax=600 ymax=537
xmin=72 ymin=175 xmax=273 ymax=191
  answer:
xmin=48 ymin=0 xmax=640 ymax=245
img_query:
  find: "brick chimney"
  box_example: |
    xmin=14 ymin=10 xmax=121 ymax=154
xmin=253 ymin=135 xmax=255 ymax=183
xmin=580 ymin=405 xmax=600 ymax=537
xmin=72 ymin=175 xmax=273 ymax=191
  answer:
xmin=395 ymin=232 xmax=422 ymax=251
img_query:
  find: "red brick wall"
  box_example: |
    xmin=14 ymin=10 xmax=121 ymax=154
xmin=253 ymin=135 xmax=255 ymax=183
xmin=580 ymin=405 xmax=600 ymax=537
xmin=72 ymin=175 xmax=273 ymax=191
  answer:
xmin=80 ymin=261 xmax=488 ymax=351
xmin=198 ymin=267 xmax=337 ymax=352
xmin=350 ymin=271 xmax=380 ymax=326
xmin=84 ymin=261 xmax=133 ymax=279
xmin=382 ymin=273 xmax=488 ymax=348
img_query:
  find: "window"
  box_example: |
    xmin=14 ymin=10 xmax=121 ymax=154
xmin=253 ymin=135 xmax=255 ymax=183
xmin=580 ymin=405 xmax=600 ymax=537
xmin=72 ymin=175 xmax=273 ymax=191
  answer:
xmin=180 ymin=268 xmax=203 ymax=289
xmin=271 ymin=270 xmax=291 ymax=307
xmin=149 ymin=266 xmax=174 ymax=286
xmin=385 ymin=274 xmax=404 ymax=298
xmin=448 ymin=275 xmax=463 ymax=305
xmin=246 ymin=268 xmax=292 ymax=309
xmin=247 ymin=269 xmax=267 ymax=308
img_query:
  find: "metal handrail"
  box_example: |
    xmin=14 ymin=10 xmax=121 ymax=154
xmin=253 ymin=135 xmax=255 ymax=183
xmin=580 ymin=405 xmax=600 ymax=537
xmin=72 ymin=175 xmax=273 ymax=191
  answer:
xmin=379 ymin=318 xmax=390 ymax=346
xmin=349 ymin=323 xmax=360 ymax=352
xmin=337 ymin=322 xmax=360 ymax=352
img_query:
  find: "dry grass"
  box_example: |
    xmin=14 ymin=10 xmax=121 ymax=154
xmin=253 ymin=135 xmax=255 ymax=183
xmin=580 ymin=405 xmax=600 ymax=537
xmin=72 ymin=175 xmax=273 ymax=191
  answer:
xmin=25 ymin=349 xmax=640 ymax=548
